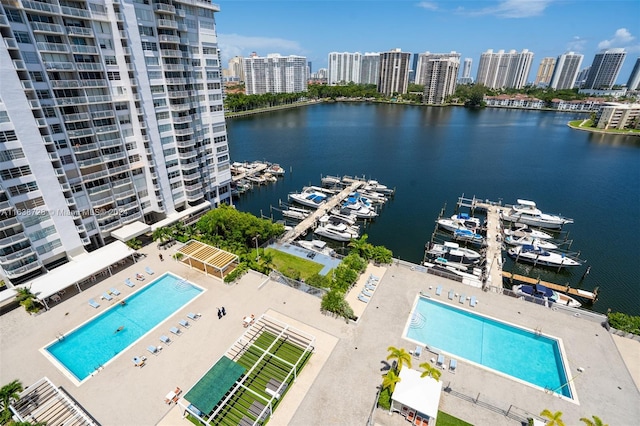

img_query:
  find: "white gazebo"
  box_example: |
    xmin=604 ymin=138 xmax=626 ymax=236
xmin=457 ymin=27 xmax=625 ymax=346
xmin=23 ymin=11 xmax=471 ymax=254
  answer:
xmin=391 ymin=367 xmax=443 ymax=423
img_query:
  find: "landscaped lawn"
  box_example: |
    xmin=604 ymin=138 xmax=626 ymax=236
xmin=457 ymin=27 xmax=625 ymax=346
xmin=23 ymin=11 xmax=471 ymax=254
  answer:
xmin=436 ymin=411 xmax=473 ymax=426
xmin=265 ymin=248 xmax=324 ymax=279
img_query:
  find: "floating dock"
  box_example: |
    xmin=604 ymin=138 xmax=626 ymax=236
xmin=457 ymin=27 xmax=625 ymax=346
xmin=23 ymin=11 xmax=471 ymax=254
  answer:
xmin=502 ymin=272 xmax=598 ymax=302
xmin=468 ymin=200 xmax=503 ymax=289
xmin=278 ymin=181 xmax=365 ymax=243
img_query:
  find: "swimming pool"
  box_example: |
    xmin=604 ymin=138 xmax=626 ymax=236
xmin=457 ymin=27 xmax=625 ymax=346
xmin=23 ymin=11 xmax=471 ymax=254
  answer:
xmin=405 ymin=296 xmax=574 ymax=399
xmin=44 ymin=272 xmax=203 ymax=384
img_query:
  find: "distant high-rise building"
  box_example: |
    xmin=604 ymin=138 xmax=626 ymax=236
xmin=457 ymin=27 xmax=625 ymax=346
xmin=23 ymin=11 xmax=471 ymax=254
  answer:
xmin=315 ymin=68 xmax=328 ymax=80
xmin=476 ymin=49 xmax=534 ymax=89
xmin=308 ymin=61 xmax=313 ymax=74
xmin=410 ymin=53 xmax=420 ymax=83
xmin=549 ymin=52 xmax=583 ymax=90
xmin=626 ymin=58 xmax=640 ymax=90
xmin=360 ymin=53 xmax=381 ymax=85
xmin=534 ymin=57 xmax=556 ymax=86
xmin=575 ymin=67 xmax=591 ymax=88
xmin=0 ymin=0 xmax=230 ymax=283
xmin=583 ymin=48 xmax=626 ymax=90
xmin=457 ymin=58 xmax=473 ymax=84
xmin=378 ymin=49 xmax=411 ymax=96
xmin=243 ymin=54 xmax=308 ymax=95
xmin=416 ymin=53 xmax=461 ymax=104
xmin=327 ymin=52 xmax=362 ymax=85
xmin=228 ymin=56 xmax=245 ymax=82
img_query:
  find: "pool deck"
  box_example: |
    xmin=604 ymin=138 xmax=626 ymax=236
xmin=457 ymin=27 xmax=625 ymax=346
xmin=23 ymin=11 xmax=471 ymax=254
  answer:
xmin=1 ymin=244 xmax=639 ymax=426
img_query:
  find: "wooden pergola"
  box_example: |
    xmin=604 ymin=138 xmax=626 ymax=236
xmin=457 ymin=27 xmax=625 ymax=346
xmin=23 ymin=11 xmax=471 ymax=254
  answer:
xmin=177 ymin=240 xmax=239 ymax=279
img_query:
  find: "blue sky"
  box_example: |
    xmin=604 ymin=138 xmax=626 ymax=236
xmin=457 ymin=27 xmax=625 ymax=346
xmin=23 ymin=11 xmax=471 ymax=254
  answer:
xmin=216 ymin=0 xmax=640 ymax=85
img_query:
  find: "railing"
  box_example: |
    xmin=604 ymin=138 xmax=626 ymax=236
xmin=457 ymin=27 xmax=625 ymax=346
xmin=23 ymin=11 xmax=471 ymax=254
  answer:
xmin=0 ymin=246 xmax=35 ymax=264
xmin=36 ymin=42 xmax=69 ymax=52
xmin=4 ymin=260 xmax=41 ymax=277
xmin=22 ymin=0 xmax=60 ymax=14
xmin=30 ymin=22 xmax=64 ymax=33
xmin=269 ymin=270 xmax=327 ymax=299
xmin=60 ymin=5 xmax=91 ymax=18
xmin=66 ymin=26 xmax=93 ymax=36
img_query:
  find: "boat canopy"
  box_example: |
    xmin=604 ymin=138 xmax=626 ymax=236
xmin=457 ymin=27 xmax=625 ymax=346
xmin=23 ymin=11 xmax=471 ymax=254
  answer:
xmin=516 ymin=199 xmax=537 ymax=207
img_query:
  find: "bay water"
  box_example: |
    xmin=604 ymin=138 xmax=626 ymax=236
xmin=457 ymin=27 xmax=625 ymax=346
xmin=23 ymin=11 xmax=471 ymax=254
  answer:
xmin=227 ymin=103 xmax=640 ymax=316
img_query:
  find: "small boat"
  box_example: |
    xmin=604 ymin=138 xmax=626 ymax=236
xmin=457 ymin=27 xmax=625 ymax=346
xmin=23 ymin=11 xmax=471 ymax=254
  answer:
xmin=453 ymin=228 xmax=484 ymax=244
xmin=451 ymin=213 xmax=482 ymax=229
xmin=512 ymin=284 xmax=582 ymax=308
xmin=356 ymin=190 xmax=387 ymax=204
xmin=282 ymin=206 xmax=311 ymax=220
xmin=289 ymin=190 xmax=328 ymax=209
xmin=265 ymin=163 xmax=285 ymax=176
xmin=505 ymin=235 xmax=558 ymax=250
xmin=262 ymin=172 xmax=277 ymax=182
xmin=296 ymin=239 xmax=336 ymax=256
xmin=426 ymin=241 xmax=482 ymax=265
xmin=501 ymin=199 xmax=573 ymax=229
xmin=314 ymin=222 xmax=359 ymax=242
xmin=319 ymin=213 xmax=357 ymax=227
xmin=503 ymin=224 xmax=554 ymax=240
xmin=328 ymin=210 xmax=358 ymax=225
xmin=245 ymin=174 xmax=266 ymax=185
xmin=321 ymin=175 xmax=343 ymax=187
xmin=437 ymin=218 xmax=479 ymax=233
xmin=364 ymin=180 xmax=394 ymax=195
xmin=508 ymin=244 xmax=581 ymax=268
xmin=341 ymin=202 xmax=378 ymax=219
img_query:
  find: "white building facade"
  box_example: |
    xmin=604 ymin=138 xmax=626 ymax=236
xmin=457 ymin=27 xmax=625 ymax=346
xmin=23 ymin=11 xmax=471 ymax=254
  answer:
xmin=549 ymin=52 xmax=583 ymax=90
xmin=243 ymin=53 xmax=308 ymax=95
xmin=327 ymin=52 xmax=362 ymax=85
xmin=583 ymin=48 xmax=626 ymax=90
xmin=0 ymin=0 xmax=231 ymax=284
xmin=415 ymin=52 xmax=460 ymax=104
xmin=476 ymin=49 xmax=534 ymax=89
xmin=360 ymin=53 xmax=380 ymax=85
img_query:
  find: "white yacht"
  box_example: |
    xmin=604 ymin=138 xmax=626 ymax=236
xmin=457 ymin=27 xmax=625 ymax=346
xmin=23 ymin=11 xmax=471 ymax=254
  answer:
xmin=508 ymin=244 xmax=581 ymax=268
xmin=505 ymin=235 xmax=558 ymax=250
xmin=503 ymin=224 xmax=554 ymax=240
xmin=289 ymin=190 xmax=328 ymax=209
xmin=314 ymin=222 xmax=359 ymax=242
xmin=296 ymin=239 xmax=336 ymax=256
xmin=426 ymin=241 xmax=482 ymax=264
xmin=512 ymin=284 xmax=582 ymax=308
xmin=501 ymin=199 xmax=573 ymax=229
xmin=282 ymin=206 xmax=311 ymax=220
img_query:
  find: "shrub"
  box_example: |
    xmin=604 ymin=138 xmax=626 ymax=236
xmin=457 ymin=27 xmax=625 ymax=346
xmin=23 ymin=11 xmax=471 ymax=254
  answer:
xmin=223 ymin=263 xmax=248 ymax=283
xmin=607 ymin=312 xmax=640 ymax=335
xmin=377 ymin=387 xmax=391 ymax=410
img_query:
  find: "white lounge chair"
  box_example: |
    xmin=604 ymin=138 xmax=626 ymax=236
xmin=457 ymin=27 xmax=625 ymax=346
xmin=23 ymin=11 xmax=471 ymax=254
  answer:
xmin=179 ymin=319 xmax=189 ymax=328
xmin=160 ymin=335 xmax=172 ymax=344
xmin=362 ymin=288 xmax=374 ymax=298
xmin=170 ymin=327 xmax=181 ymax=336
xmin=449 ymin=359 xmax=457 ymax=373
xmin=470 ymin=296 xmax=477 ymax=307
xmin=110 ymin=287 xmax=121 ymax=296
xmin=145 ymin=266 xmax=154 ymax=275
xmin=459 ymin=294 xmax=466 ymax=304
xmin=414 ymin=345 xmax=422 ymax=358
xmin=357 ymin=294 xmax=369 ymax=303
xmin=102 ymin=292 xmax=113 ymax=301
xmin=147 ymin=345 xmax=160 ymax=355
xmin=436 ymin=354 xmax=445 ymax=368
xmin=448 ymin=290 xmax=454 ymax=300
xmin=435 ymin=286 xmax=443 ymax=296
xmin=124 ymin=278 xmax=134 ymax=287
xmin=187 ymin=312 xmax=201 ymax=320
xmin=88 ymin=298 xmax=100 ymax=308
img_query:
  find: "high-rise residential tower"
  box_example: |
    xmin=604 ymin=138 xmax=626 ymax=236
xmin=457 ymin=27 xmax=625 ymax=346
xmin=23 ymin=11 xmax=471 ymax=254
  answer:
xmin=534 ymin=57 xmax=556 ymax=86
xmin=0 ymin=0 xmax=231 ymax=284
xmin=457 ymin=57 xmax=473 ymax=84
xmin=410 ymin=53 xmax=420 ymax=83
xmin=243 ymin=53 xmax=308 ymax=95
xmin=416 ymin=52 xmax=460 ymax=104
xmin=327 ymin=52 xmax=361 ymax=85
xmin=575 ymin=67 xmax=591 ymax=88
xmin=549 ymin=52 xmax=583 ymax=90
xmin=360 ymin=53 xmax=380 ymax=85
xmin=626 ymin=57 xmax=640 ymax=91
xmin=583 ymin=48 xmax=626 ymax=90
xmin=228 ymin=56 xmax=245 ymax=82
xmin=476 ymin=49 xmax=534 ymax=89
xmin=378 ymin=48 xmax=411 ymax=96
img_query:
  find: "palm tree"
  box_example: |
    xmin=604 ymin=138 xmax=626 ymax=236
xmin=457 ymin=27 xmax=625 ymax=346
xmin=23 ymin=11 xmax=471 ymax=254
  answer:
xmin=419 ymin=362 xmax=442 ymax=382
xmin=15 ymin=287 xmax=40 ymax=314
xmin=386 ymin=346 xmax=411 ymax=373
xmin=540 ymin=409 xmax=565 ymax=426
xmin=348 ymin=235 xmax=372 ymax=259
xmin=0 ymin=379 xmax=23 ymax=423
xmin=381 ymin=369 xmax=401 ymax=393
xmin=579 ymin=415 xmax=607 ymax=426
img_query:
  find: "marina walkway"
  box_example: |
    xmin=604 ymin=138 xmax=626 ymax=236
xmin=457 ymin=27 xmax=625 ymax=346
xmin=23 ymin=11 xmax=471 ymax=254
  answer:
xmin=502 ymin=272 xmax=598 ymax=301
xmin=278 ymin=181 xmax=364 ymax=243
xmin=473 ymin=201 xmax=503 ymax=289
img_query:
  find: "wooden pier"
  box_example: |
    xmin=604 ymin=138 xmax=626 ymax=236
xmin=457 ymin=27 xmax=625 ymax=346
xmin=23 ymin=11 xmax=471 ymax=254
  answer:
xmin=278 ymin=181 xmax=365 ymax=243
xmin=468 ymin=201 xmax=503 ymax=289
xmin=502 ymin=272 xmax=598 ymax=302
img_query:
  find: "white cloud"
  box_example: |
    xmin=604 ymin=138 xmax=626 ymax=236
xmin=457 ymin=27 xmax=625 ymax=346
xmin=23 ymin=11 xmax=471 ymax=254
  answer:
xmin=417 ymin=1 xmax=438 ymax=11
xmin=217 ymin=33 xmax=305 ymax=65
xmin=566 ymin=36 xmax=587 ymax=53
xmin=468 ymin=0 xmax=552 ymax=18
xmin=597 ymin=28 xmax=635 ymax=50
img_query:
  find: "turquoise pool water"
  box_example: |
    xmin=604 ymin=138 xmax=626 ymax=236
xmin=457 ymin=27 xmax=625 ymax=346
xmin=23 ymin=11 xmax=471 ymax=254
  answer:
xmin=46 ymin=273 xmax=202 ymax=382
xmin=406 ymin=297 xmax=572 ymax=398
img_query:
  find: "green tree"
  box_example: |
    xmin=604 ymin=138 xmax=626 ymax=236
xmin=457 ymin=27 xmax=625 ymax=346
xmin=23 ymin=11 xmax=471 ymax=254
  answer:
xmin=348 ymin=234 xmax=373 ymax=259
xmin=0 ymin=379 xmax=23 ymax=424
xmin=386 ymin=346 xmax=412 ymax=372
xmin=15 ymin=287 xmax=41 ymax=314
xmin=381 ymin=369 xmax=401 ymax=393
xmin=125 ymin=238 xmax=142 ymax=250
xmin=465 ymin=84 xmax=487 ymax=108
xmin=320 ymin=289 xmax=353 ymax=320
xmin=540 ymin=409 xmax=565 ymax=426
xmin=152 ymin=226 xmax=172 ymax=243
xmin=419 ymin=362 xmax=442 ymax=382
xmin=579 ymin=415 xmax=607 ymax=426
xmin=370 ymin=245 xmax=393 ymax=264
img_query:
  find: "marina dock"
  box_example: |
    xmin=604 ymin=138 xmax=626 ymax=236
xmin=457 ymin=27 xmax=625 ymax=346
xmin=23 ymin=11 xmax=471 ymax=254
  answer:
xmin=469 ymin=201 xmax=503 ymax=289
xmin=278 ymin=181 xmax=365 ymax=243
xmin=231 ymin=162 xmax=268 ymax=182
xmin=502 ymin=272 xmax=598 ymax=302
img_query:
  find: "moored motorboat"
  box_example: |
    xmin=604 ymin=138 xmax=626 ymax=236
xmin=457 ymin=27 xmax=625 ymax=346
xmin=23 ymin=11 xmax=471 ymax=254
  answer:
xmin=501 ymin=199 xmax=573 ymax=229
xmin=508 ymin=244 xmax=581 ymax=268
xmin=282 ymin=206 xmax=311 ymax=220
xmin=314 ymin=222 xmax=359 ymax=242
xmin=453 ymin=228 xmax=484 ymax=244
xmin=289 ymin=190 xmax=328 ymax=209
xmin=426 ymin=241 xmax=482 ymax=265
xmin=450 ymin=213 xmax=482 ymax=229
xmin=364 ymin=180 xmax=394 ymax=195
xmin=319 ymin=213 xmax=358 ymax=227
xmin=505 ymin=235 xmax=558 ymax=250
xmin=321 ymin=175 xmax=344 ymax=187
xmin=296 ymin=239 xmax=336 ymax=256
xmin=512 ymin=284 xmax=582 ymax=308
xmin=265 ymin=163 xmax=285 ymax=176
xmin=503 ymin=224 xmax=554 ymax=240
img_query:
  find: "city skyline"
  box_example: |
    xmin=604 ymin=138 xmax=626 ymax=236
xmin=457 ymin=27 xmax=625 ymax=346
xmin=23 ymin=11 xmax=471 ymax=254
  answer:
xmin=217 ymin=0 xmax=640 ymax=85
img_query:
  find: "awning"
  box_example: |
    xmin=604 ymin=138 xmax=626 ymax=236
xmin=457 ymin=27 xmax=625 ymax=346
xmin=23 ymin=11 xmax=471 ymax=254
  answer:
xmin=27 ymin=241 xmax=135 ymax=301
xmin=391 ymin=367 xmax=443 ymax=419
xmin=110 ymin=221 xmax=151 ymax=241
xmin=151 ymin=201 xmax=212 ymax=231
